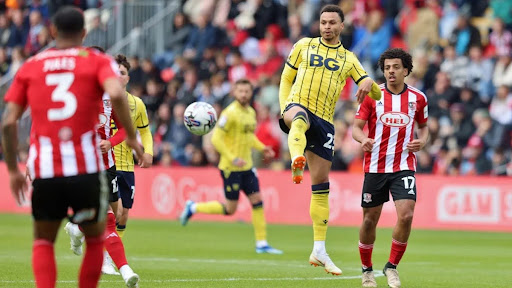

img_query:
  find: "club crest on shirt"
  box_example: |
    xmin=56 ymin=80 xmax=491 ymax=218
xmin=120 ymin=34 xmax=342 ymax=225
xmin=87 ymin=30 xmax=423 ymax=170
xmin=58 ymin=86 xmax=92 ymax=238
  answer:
xmin=408 ymin=102 xmax=417 ymax=111
xmin=363 ymin=193 xmax=372 ymax=203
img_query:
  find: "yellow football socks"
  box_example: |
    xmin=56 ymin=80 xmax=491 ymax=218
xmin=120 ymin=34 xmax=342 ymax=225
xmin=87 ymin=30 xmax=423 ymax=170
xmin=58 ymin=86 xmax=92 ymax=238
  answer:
xmin=310 ymin=183 xmax=330 ymax=241
xmin=251 ymin=202 xmax=267 ymax=241
xmin=288 ymin=113 xmax=308 ymax=159
xmin=195 ymin=201 xmax=225 ymax=214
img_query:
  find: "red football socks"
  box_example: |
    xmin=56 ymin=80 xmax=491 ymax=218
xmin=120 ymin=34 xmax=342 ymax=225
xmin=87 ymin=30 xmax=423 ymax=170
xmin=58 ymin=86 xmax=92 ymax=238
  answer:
xmin=389 ymin=238 xmax=407 ymax=266
xmin=359 ymin=241 xmax=374 ymax=269
xmin=105 ymin=212 xmax=128 ymax=269
xmin=33 ymin=239 xmax=56 ymax=288
xmin=79 ymin=235 xmax=104 ymax=288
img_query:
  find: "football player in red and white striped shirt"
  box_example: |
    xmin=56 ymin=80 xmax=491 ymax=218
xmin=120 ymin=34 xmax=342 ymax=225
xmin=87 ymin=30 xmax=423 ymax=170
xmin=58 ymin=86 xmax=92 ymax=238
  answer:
xmin=353 ymin=48 xmax=429 ymax=288
xmin=1 ymin=6 xmax=141 ymax=288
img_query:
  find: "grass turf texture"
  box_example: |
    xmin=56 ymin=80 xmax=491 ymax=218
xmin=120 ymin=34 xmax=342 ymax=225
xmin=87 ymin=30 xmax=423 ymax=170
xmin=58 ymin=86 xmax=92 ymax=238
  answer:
xmin=0 ymin=213 xmax=510 ymax=287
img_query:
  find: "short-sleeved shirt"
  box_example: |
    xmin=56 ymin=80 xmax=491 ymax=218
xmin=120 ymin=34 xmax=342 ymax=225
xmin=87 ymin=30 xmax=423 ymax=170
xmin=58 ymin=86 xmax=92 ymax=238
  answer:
xmin=4 ymin=47 xmax=120 ymax=179
xmin=283 ymin=37 xmax=370 ymax=123
xmin=111 ymin=92 xmax=150 ymax=172
xmin=213 ymin=100 xmax=264 ymax=172
xmin=355 ymin=84 xmax=428 ymax=173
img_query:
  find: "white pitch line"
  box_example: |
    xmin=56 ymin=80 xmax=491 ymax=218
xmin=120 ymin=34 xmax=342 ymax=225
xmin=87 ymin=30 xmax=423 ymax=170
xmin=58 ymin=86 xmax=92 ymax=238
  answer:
xmin=0 ymin=273 xmax=384 ymax=283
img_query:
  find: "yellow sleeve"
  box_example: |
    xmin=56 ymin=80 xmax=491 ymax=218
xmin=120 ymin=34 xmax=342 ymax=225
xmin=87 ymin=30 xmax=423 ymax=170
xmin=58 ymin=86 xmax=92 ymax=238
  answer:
xmin=279 ymin=38 xmax=304 ymax=113
xmin=369 ymin=82 xmax=382 ymax=100
xmin=211 ymin=113 xmax=236 ymax=162
xmin=251 ymin=134 xmax=265 ymax=152
xmin=349 ymin=53 xmax=382 ymax=101
xmin=135 ymin=99 xmax=154 ymax=155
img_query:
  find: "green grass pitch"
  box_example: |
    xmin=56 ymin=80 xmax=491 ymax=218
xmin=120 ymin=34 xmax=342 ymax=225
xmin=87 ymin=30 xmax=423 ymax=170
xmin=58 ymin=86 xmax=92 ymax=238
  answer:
xmin=0 ymin=213 xmax=511 ymax=287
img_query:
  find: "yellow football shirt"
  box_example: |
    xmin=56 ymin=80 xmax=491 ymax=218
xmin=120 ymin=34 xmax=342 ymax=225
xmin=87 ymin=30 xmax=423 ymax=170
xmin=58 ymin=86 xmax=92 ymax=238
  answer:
xmin=112 ymin=92 xmax=153 ymax=172
xmin=211 ymin=100 xmax=265 ymax=172
xmin=280 ymin=37 xmax=380 ymax=123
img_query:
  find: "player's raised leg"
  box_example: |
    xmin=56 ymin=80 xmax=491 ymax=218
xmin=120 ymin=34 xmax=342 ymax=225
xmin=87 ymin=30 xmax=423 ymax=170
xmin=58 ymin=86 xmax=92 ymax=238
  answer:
xmin=64 ymin=222 xmax=84 ymax=256
xmin=283 ymin=105 xmax=310 ymax=184
xmin=305 ymin=151 xmax=341 ymax=275
xmin=179 ymin=200 xmax=226 ymax=226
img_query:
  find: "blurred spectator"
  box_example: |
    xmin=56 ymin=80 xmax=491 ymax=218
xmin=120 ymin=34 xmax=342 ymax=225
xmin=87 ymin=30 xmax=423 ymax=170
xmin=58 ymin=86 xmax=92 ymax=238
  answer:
xmin=28 ymin=0 xmax=50 ymax=21
xmin=449 ymin=14 xmax=481 ymax=56
xmin=457 ymin=86 xmax=484 ymax=118
xmin=24 ymin=10 xmax=44 ymax=56
xmin=491 ymin=148 xmax=508 ymax=176
xmin=141 ymin=78 xmax=164 ymax=119
xmin=447 ymin=103 xmax=474 ymax=148
xmin=7 ymin=9 xmax=28 ymax=48
xmin=183 ymin=13 xmax=216 ymax=62
xmin=167 ymin=102 xmax=197 ymax=165
xmin=254 ymin=103 xmax=280 ymax=167
xmin=0 ymin=47 xmax=9 ymax=76
xmin=440 ymin=45 xmax=469 ymax=88
xmin=176 ymin=68 xmax=200 ymax=105
xmin=9 ymin=46 xmax=25 ymax=76
xmin=460 ymin=135 xmax=492 ymax=175
xmin=154 ymin=11 xmax=192 ymax=70
xmin=416 ymin=150 xmax=434 ymax=173
xmin=427 ymin=71 xmax=457 ymax=118
xmin=127 ymin=56 xmax=144 ymax=87
xmin=228 ymin=49 xmax=251 ymax=82
xmin=352 ymin=10 xmax=391 ymax=75
xmin=492 ymin=54 xmax=512 ymax=88
xmin=489 ymin=85 xmax=512 ymax=127
xmin=489 ymin=17 xmax=512 ymax=57
xmin=465 ymin=45 xmax=494 ymax=103
xmin=0 ymin=13 xmax=11 ymax=47
xmin=83 ymin=9 xmax=107 ymax=49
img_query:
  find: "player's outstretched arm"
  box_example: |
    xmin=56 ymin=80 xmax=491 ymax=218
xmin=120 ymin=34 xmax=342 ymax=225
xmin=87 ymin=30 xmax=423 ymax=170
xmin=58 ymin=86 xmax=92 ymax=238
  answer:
xmin=355 ymin=78 xmax=381 ymax=103
xmin=1 ymin=102 xmax=28 ymax=205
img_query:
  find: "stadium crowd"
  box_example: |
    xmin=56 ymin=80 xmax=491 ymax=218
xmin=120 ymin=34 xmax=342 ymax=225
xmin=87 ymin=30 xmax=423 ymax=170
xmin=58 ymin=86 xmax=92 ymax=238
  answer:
xmin=0 ymin=0 xmax=512 ymax=176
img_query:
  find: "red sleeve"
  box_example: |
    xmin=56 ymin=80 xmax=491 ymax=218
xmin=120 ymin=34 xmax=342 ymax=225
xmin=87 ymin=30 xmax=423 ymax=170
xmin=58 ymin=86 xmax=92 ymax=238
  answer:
xmin=108 ymin=112 xmax=126 ymax=147
xmin=4 ymin=64 xmax=28 ymax=108
xmin=96 ymin=54 xmax=120 ymax=86
xmin=415 ymin=95 xmax=428 ymax=125
xmin=355 ymin=95 xmax=373 ymax=121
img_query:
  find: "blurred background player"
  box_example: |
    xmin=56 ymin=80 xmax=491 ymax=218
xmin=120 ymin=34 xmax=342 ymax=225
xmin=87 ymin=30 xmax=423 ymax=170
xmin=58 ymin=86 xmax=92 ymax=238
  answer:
xmin=353 ymin=48 xmax=429 ymax=288
xmin=1 ymin=6 xmax=140 ymax=288
xmin=180 ymin=78 xmax=282 ymax=255
xmin=278 ymin=4 xmax=381 ymax=275
xmin=64 ymin=45 xmax=140 ymax=287
xmin=111 ymin=53 xmax=154 ymax=238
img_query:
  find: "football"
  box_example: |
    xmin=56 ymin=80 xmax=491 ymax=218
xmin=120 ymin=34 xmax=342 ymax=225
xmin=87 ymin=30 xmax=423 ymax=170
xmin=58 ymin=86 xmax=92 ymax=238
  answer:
xmin=183 ymin=102 xmax=217 ymax=136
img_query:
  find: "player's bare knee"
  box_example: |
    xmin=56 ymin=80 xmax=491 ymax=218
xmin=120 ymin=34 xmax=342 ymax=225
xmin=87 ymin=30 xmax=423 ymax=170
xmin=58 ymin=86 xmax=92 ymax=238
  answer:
xmin=362 ymin=215 xmax=379 ymax=229
xmin=398 ymin=211 xmax=414 ymax=226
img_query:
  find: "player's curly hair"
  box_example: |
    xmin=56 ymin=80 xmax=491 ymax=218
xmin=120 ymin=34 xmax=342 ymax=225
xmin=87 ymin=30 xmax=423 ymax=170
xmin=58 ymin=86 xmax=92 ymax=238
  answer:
xmin=115 ymin=54 xmax=131 ymax=71
xmin=320 ymin=4 xmax=344 ymax=23
xmin=378 ymin=48 xmax=413 ymax=76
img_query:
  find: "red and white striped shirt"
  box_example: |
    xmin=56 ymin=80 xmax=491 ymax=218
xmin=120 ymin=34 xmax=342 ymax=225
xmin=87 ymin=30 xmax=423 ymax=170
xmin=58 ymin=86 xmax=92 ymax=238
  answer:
xmin=97 ymin=93 xmax=126 ymax=169
xmin=356 ymin=84 xmax=428 ymax=173
xmin=98 ymin=93 xmax=115 ymax=169
xmin=4 ymin=47 xmax=120 ymax=179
